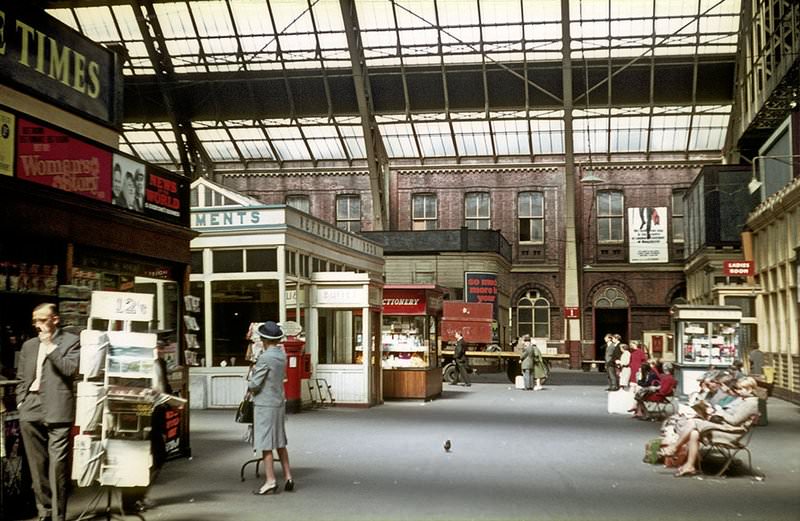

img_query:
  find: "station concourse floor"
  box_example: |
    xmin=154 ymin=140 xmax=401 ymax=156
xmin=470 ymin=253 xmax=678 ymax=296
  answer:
xmin=66 ymin=370 xmax=800 ymax=521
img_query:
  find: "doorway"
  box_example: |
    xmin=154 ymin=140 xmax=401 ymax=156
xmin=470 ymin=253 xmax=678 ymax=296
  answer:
xmin=592 ymin=286 xmax=630 ymax=360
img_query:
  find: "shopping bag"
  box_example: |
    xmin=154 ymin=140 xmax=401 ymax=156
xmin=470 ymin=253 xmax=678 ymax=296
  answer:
xmin=515 ymin=375 xmax=525 ymax=390
xmin=607 ymin=388 xmax=635 ymax=415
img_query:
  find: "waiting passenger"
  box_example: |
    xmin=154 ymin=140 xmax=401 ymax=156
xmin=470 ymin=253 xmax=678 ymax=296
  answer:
xmin=661 ymin=377 xmax=759 ymax=477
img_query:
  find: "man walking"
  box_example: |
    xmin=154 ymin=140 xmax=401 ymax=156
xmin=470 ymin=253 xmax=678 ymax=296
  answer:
xmin=16 ymin=303 xmax=80 ymax=521
xmin=451 ymin=331 xmax=471 ymax=387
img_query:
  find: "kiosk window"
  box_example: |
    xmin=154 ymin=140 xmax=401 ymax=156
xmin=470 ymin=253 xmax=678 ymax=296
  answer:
xmin=246 ymin=249 xmax=277 ymax=272
xmin=191 ymin=251 xmax=204 ymax=274
xmin=213 ymin=250 xmax=243 ymax=273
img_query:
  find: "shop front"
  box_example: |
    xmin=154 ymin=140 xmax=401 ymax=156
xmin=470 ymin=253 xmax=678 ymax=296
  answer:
xmin=381 ymin=284 xmax=444 ymax=400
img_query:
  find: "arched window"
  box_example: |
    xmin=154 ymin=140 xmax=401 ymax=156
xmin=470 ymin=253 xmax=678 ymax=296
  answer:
xmin=594 ymin=287 xmax=628 ymax=308
xmin=516 ymin=290 xmax=550 ymax=338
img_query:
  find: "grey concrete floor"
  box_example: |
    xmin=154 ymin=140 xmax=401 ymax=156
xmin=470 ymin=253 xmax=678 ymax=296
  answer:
xmin=67 ymin=371 xmax=800 ymax=521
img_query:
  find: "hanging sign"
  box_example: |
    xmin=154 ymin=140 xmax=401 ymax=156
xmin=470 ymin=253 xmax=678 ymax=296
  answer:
xmin=90 ymin=290 xmax=153 ymax=322
xmin=723 ymin=260 xmax=754 ymax=276
xmin=0 ymin=2 xmax=122 ymax=126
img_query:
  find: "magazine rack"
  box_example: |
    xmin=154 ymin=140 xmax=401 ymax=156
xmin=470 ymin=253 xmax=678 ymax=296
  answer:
xmin=74 ymin=291 xmax=157 ymax=521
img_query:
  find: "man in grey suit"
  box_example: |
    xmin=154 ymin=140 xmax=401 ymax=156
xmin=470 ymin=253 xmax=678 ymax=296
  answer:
xmin=16 ymin=303 xmax=80 ymax=521
xmin=604 ymin=333 xmax=621 ymax=391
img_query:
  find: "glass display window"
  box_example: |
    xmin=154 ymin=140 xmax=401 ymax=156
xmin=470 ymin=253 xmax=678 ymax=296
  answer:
xmin=381 ymin=315 xmax=435 ymax=369
xmin=678 ymin=320 xmax=739 ymax=366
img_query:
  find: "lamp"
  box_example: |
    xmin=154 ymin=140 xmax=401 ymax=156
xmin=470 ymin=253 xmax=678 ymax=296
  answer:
xmin=581 ymin=173 xmax=605 ymax=185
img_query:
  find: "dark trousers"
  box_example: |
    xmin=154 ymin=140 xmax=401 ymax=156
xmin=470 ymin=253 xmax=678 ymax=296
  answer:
xmin=454 ymin=359 xmax=471 ymax=385
xmin=606 ymin=363 xmax=619 ymax=390
xmin=19 ymin=414 xmax=72 ymax=521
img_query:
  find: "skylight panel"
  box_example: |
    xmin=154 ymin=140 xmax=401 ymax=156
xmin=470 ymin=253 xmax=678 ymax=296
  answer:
xmin=355 ymin=0 xmax=393 ymax=30
xmin=572 ymin=0 xmax=609 ymax=21
xmin=192 ymin=1 xmax=236 ymax=37
xmin=415 ymin=122 xmax=456 ymax=157
xmin=393 ymin=0 xmax=438 ymax=29
xmin=453 ymin=121 xmax=492 ymax=156
xmin=229 ymin=128 xmax=266 ymax=141
xmin=339 ymin=126 xmax=367 ymax=159
xmin=379 ymin=123 xmax=419 ymax=158
xmin=46 ymin=9 xmax=79 ymax=31
xmin=238 ymin=141 xmax=275 ymax=160
xmin=530 ymin=119 xmax=564 ymax=155
xmin=270 ymin=0 xmax=315 ymax=34
xmin=610 ymin=0 xmax=653 ymax=19
xmin=124 ymin=130 xmax=161 ymax=144
xmin=491 ymin=120 xmax=530 ymax=156
xmin=272 ymin=140 xmax=312 ymax=161
xmin=111 ymin=6 xmax=142 ymax=41
xmin=311 ymin=0 xmax=346 ymax=32
xmin=523 ymin=0 xmax=561 ymax=22
xmin=74 ymin=7 xmax=120 ymax=42
xmin=153 ymin=3 xmax=196 ymax=39
xmin=656 ymin=0 xmax=700 ymax=17
xmin=202 ymin=37 xmax=241 ymax=56
xmin=132 ymin=143 xmax=172 ymax=163
xmin=204 ymin=141 xmax=239 ymax=161
xmin=229 ymin=1 xmax=274 ymax=36
xmin=279 ymin=34 xmax=318 ymax=52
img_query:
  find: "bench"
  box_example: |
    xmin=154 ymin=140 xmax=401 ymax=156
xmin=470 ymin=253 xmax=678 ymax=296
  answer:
xmin=581 ymin=360 xmax=605 ymax=372
xmin=699 ymin=413 xmax=762 ymax=477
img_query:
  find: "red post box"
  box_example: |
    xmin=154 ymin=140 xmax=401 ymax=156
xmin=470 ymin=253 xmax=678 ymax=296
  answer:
xmin=283 ymin=335 xmax=307 ymax=413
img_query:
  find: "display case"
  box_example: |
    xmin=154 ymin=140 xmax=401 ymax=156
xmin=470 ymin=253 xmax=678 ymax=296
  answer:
xmin=672 ymin=305 xmax=742 ymax=396
xmin=381 ymin=285 xmax=444 ymax=400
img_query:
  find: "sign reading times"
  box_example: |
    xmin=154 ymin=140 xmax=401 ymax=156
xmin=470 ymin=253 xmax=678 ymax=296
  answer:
xmin=0 ymin=2 xmax=122 ymax=126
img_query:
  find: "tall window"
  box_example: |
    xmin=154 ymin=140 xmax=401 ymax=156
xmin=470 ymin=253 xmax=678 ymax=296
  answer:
xmin=671 ymin=189 xmax=686 ymax=243
xmin=518 ymin=192 xmax=544 ymax=243
xmin=286 ymin=195 xmax=310 ymax=214
xmin=336 ymin=195 xmax=361 ymax=232
xmin=464 ymin=192 xmax=490 ymax=230
xmin=516 ymin=291 xmax=550 ymax=338
xmin=597 ymin=190 xmax=624 ymax=243
xmin=412 ymin=193 xmax=437 ymax=230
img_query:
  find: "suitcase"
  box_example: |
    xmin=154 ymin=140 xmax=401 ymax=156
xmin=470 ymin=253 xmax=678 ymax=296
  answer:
xmin=607 ymin=389 xmax=635 ymax=414
xmin=514 ymin=375 xmax=525 ymax=390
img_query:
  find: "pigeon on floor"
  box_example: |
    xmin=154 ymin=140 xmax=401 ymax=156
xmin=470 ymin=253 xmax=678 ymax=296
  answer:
xmin=444 ymin=440 xmax=452 ymax=452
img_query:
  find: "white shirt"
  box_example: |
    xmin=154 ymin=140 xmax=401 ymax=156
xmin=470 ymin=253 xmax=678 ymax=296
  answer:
xmin=28 ymin=336 xmax=56 ymax=392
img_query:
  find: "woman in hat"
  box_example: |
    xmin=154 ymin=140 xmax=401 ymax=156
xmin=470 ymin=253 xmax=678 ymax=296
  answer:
xmin=248 ymin=321 xmax=295 ymax=495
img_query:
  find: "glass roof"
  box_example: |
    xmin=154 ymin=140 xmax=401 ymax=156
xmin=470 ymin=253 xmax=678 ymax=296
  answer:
xmin=48 ymin=0 xmax=740 ymax=167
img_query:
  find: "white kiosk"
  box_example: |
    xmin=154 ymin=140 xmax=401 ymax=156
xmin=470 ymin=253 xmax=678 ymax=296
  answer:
xmin=309 ymin=272 xmax=384 ymax=406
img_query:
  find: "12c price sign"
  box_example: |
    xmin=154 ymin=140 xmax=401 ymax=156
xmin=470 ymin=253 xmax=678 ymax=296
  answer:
xmin=90 ymin=291 xmax=154 ymax=322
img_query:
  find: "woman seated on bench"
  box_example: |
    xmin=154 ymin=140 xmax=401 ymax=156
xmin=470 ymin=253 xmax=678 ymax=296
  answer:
xmin=660 ymin=376 xmax=759 ymax=477
xmin=631 ymin=362 xmax=675 ymax=419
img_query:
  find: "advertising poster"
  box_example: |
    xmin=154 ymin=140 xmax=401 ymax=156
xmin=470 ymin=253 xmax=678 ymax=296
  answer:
xmin=143 ymin=167 xmax=189 ymax=226
xmin=16 ymin=118 xmax=112 ymax=201
xmin=111 ymin=153 xmax=145 ymax=212
xmin=464 ymin=272 xmax=498 ymax=317
xmin=628 ymin=207 xmax=668 ymax=263
xmin=0 ymin=109 xmax=14 ymax=176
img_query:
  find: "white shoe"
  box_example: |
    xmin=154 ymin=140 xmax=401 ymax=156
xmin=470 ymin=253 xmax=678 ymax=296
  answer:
xmin=534 ymin=385 xmax=543 ymax=391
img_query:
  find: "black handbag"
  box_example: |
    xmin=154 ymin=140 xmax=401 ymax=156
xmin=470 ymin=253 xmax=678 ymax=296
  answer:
xmin=235 ymin=398 xmax=254 ymax=424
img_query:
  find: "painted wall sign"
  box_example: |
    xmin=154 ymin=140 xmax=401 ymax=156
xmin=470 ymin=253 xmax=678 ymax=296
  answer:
xmin=0 ymin=2 xmax=122 ymax=126
xmin=16 ymin=117 xmax=112 ymax=201
xmin=722 ymin=260 xmax=754 ymax=276
xmin=628 ymin=207 xmax=668 ymax=263
xmin=464 ymin=272 xmax=498 ymax=322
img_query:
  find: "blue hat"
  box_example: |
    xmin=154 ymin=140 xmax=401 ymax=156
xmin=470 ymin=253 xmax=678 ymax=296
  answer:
xmin=257 ymin=321 xmax=284 ymax=340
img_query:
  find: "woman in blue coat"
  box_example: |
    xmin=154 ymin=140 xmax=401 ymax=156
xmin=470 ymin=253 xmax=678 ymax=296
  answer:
xmin=248 ymin=321 xmax=295 ymax=495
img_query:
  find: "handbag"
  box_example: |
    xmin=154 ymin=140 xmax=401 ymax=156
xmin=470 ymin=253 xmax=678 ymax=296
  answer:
xmin=235 ymin=398 xmax=254 ymax=424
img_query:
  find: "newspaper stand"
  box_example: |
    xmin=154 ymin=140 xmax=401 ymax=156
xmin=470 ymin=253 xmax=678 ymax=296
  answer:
xmin=74 ymin=291 xmax=159 ymax=521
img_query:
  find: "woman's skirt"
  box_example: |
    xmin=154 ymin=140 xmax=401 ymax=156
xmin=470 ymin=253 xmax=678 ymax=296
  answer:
xmin=253 ymin=404 xmax=287 ymax=451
